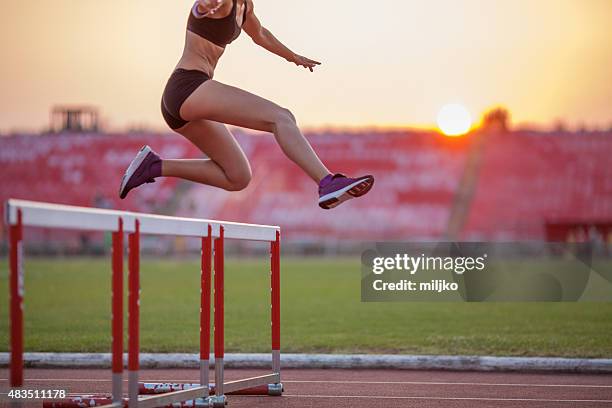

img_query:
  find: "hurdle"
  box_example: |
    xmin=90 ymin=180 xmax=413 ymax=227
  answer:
xmin=6 ymin=199 xmax=283 ymax=408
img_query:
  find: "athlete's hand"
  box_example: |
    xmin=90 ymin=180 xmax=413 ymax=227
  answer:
xmin=291 ymin=54 xmax=321 ymax=72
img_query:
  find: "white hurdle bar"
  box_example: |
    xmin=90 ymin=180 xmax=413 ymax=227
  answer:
xmin=6 ymin=199 xmax=283 ymax=408
xmin=5 ymin=198 xmax=278 ymax=241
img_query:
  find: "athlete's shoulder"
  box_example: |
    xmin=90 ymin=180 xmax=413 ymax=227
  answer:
xmin=245 ymin=0 xmax=255 ymax=14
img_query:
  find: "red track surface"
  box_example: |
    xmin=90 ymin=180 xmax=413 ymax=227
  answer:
xmin=1 ymin=368 xmax=612 ymax=408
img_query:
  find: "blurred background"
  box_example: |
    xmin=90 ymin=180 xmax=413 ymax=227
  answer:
xmin=0 ymin=0 xmax=611 ymax=358
xmin=1 ymin=0 xmax=611 ymax=255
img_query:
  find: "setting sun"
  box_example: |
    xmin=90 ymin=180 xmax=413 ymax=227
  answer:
xmin=437 ymin=104 xmax=472 ymax=136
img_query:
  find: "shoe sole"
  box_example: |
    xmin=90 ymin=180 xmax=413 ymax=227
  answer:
xmin=119 ymin=145 xmax=152 ymax=199
xmin=319 ymin=176 xmax=374 ymax=210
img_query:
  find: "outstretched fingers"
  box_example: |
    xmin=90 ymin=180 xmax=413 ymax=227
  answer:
xmin=293 ymin=55 xmax=322 ymax=72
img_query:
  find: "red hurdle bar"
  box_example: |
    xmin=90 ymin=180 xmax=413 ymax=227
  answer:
xmin=271 ymin=230 xmax=281 ymax=375
xmin=111 ymin=218 xmax=124 ymax=403
xmin=128 ymin=220 xmax=141 ymax=406
xmin=9 ymin=209 xmax=24 ymax=396
xmin=200 ymin=225 xmax=213 ymax=396
xmin=212 ymin=226 xmax=225 ymax=406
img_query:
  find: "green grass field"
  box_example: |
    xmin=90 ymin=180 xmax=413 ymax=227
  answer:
xmin=1 ymin=257 xmax=611 ymax=358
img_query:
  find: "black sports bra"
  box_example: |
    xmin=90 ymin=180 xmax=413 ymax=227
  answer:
xmin=187 ymin=0 xmax=247 ymax=48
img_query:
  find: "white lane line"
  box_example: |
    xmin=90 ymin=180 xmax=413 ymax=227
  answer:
xmin=251 ymin=394 xmax=612 ymax=403
xmin=3 ymin=378 xmax=611 ymax=388
xmin=284 ymin=380 xmax=612 ymax=388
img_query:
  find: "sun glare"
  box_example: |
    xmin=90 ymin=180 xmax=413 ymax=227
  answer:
xmin=437 ymin=104 xmax=472 ymax=136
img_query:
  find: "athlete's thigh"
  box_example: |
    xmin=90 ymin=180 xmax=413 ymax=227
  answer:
xmin=180 ymin=80 xmax=286 ymax=132
xmin=177 ymin=119 xmax=251 ymax=176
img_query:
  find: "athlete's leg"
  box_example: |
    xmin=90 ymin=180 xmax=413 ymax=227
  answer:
xmin=180 ymin=80 xmax=330 ymax=183
xmin=164 ymin=119 xmax=252 ymax=191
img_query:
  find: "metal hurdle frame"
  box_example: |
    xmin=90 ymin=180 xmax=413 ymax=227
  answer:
xmin=6 ymin=199 xmax=283 ymax=408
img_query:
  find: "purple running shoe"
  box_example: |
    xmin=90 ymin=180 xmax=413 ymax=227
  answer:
xmin=318 ymin=173 xmax=374 ymax=209
xmin=119 ymin=145 xmax=162 ymax=199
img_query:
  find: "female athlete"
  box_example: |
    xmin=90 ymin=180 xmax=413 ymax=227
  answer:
xmin=119 ymin=0 xmax=374 ymax=209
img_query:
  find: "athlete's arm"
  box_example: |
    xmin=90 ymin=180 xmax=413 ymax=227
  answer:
xmin=242 ymin=0 xmax=321 ymax=72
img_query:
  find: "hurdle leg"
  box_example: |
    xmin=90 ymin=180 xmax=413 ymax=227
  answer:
xmin=211 ymin=226 xmax=226 ymax=408
xmin=200 ymin=225 xmax=213 ymax=399
xmin=9 ymin=209 xmax=24 ymax=408
xmin=111 ymin=219 xmax=124 ymax=403
xmin=269 ymin=230 xmax=283 ymax=396
xmin=128 ymin=220 xmax=140 ymax=407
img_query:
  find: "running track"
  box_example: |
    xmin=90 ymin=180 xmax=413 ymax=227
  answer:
xmin=1 ymin=368 xmax=612 ymax=407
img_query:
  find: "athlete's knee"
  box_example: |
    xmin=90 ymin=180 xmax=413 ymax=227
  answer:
xmin=227 ymin=174 xmax=251 ymax=191
xmin=226 ymin=165 xmax=252 ymax=191
xmin=284 ymin=108 xmax=296 ymax=124
xmin=272 ymin=107 xmax=297 ymax=129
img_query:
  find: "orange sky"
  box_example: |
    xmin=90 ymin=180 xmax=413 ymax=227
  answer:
xmin=1 ymin=0 xmax=611 ymax=133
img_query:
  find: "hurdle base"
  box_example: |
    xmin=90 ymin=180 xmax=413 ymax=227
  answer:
xmin=267 ymin=383 xmax=284 ymax=396
xmin=208 ymin=395 xmax=226 ymax=408
xmin=44 ymin=396 xmax=212 ymax=408
xmin=45 ymin=380 xmax=284 ymax=408
xmin=42 ymin=395 xmax=124 ymax=408
xmin=139 ymin=375 xmax=283 ymax=397
xmin=140 ymin=383 xmax=271 ymax=396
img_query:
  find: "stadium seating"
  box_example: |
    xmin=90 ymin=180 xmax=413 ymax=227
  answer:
xmin=463 ymin=131 xmax=612 ymax=241
xmin=1 ymin=129 xmax=610 ymax=247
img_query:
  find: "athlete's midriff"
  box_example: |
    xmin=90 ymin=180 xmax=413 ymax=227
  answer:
xmin=176 ymin=30 xmax=225 ymax=77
